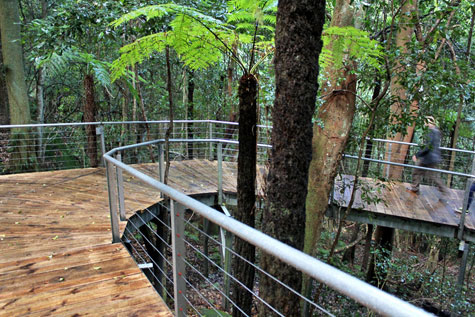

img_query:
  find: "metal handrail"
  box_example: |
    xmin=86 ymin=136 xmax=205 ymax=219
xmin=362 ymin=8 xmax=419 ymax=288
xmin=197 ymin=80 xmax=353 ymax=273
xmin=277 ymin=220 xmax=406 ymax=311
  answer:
xmin=104 ymin=138 xmax=432 ymax=317
xmin=343 ymin=154 xmax=475 ymax=178
xmin=0 ymin=120 xmax=472 ymax=154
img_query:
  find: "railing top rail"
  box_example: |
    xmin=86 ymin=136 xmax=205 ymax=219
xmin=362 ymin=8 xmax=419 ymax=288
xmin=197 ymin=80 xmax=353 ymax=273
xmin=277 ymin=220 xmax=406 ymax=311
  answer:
xmin=103 ymin=147 xmax=432 ymax=317
xmin=0 ymin=120 xmax=272 ymax=130
xmin=369 ymin=137 xmax=475 ymax=154
xmin=343 ymin=154 xmax=475 ymax=178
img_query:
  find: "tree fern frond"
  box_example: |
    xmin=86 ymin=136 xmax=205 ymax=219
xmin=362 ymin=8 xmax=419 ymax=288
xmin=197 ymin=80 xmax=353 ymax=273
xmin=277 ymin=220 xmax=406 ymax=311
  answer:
xmin=321 ymin=26 xmax=384 ymax=70
xmin=111 ymin=33 xmax=168 ymax=81
xmin=110 ymin=5 xmax=171 ymax=28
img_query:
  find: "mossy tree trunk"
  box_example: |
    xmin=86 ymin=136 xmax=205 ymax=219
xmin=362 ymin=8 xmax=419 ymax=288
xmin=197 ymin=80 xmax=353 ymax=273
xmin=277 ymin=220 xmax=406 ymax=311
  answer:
xmin=302 ymin=0 xmax=357 ymax=303
xmin=259 ymin=1 xmax=325 ymax=316
xmin=232 ymin=73 xmax=257 ymax=317
xmin=0 ymin=0 xmax=35 ymax=170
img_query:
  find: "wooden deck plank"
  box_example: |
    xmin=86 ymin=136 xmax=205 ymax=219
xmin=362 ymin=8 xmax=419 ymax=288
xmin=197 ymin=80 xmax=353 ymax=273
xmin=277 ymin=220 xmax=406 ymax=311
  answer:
xmin=0 ymin=161 xmax=471 ymax=315
xmin=0 ymin=167 xmax=171 ymax=316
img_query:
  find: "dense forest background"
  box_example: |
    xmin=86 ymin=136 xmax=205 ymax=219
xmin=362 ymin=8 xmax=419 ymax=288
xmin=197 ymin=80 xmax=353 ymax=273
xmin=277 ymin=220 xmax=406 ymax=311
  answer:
xmin=1 ymin=0 xmax=474 ymax=315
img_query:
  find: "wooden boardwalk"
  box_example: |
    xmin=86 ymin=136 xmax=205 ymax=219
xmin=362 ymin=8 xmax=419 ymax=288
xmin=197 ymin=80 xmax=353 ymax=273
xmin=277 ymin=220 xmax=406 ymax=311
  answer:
xmin=0 ymin=167 xmax=170 ymax=316
xmin=332 ymin=175 xmax=474 ymax=240
xmin=0 ymin=160 xmax=472 ymax=315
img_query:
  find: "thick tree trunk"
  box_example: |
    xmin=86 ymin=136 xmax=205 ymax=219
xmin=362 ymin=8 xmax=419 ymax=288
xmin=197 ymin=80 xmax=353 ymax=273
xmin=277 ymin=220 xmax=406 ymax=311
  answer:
xmin=232 ymin=73 xmax=257 ymax=317
xmin=302 ymin=0 xmax=357 ymax=304
xmin=0 ymin=0 xmax=34 ymax=170
xmin=386 ymin=0 xmax=418 ymax=179
xmin=366 ymin=226 xmax=394 ymax=287
xmin=83 ymin=74 xmax=98 ymax=167
xmin=0 ymin=34 xmax=9 ymax=125
xmin=259 ymin=1 xmax=325 ymax=316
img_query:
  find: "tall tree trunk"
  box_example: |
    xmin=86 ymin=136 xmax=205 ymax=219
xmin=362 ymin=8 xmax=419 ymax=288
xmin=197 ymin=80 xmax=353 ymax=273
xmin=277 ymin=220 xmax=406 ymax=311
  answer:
xmin=232 ymin=73 xmax=257 ymax=317
xmin=259 ymin=1 xmax=325 ymax=316
xmin=0 ymin=33 xmax=9 ymax=125
xmin=302 ymin=0 xmax=357 ymax=304
xmin=135 ymin=66 xmax=155 ymax=163
xmin=362 ymin=79 xmax=381 ymax=177
xmin=366 ymin=226 xmax=394 ymax=288
xmin=36 ymin=67 xmax=46 ymax=163
xmin=163 ymin=46 xmax=174 ymax=184
xmin=0 ymin=0 xmax=34 ymax=170
xmin=386 ymin=0 xmax=418 ymax=179
xmin=36 ymin=0 xmax=47 ymax=164
xmin=83 ymin=74 xmax=98 ymax=167
xmin=187 ymin=70 xmax=194 ymax=159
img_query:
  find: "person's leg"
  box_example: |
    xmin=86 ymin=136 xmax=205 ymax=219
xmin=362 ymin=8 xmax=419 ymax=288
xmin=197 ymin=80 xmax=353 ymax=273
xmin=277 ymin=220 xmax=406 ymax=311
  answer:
xmin=410 ymin=162 xmax=424 ymax=192
xmin=426 ymin=164 xmax=448 ymax=195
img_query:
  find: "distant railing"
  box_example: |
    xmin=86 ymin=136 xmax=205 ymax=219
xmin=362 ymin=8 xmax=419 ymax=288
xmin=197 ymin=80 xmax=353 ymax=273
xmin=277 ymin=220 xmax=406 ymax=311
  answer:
xmin=103 ymin=138 xmax=431 ymax=317
xmin=0 ymin=120 xmax=271 ymax=174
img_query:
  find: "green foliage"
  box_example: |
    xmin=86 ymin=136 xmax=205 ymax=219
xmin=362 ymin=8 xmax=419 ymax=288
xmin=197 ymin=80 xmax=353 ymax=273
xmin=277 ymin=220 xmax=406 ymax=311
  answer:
xmin=37 ymin=48 xmax=112 ymax=91
xmin=320 ymin=26 xmax=384 ymax=70
xmin=110 ymin=0 xmax=276 ymax=81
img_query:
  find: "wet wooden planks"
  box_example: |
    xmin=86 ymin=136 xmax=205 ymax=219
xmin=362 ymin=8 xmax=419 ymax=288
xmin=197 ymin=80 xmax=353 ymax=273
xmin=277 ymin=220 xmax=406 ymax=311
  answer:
xmin=0 ymin=167 xmax=171 ymax=316
xmin=333 ymin=175 xmax=467 ymax=230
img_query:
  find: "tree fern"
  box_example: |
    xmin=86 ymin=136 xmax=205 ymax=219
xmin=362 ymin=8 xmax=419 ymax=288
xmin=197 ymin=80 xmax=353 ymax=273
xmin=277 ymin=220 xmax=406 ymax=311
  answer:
xmin=110 ymin=0 xmax=276 ymax=80
xmin=320 ymin=26 xmax=384 ymax=70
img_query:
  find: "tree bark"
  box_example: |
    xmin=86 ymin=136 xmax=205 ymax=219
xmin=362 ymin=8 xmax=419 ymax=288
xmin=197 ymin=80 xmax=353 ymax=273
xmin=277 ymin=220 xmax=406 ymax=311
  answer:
xmin=0 ymin=0 xmax=34 ymax=170
xmin=259 ymin=1 xmax=325 ymax=316
xmin=0 ymin=32 xmax=9 ymax=125
xmin=232 ymin=73 xmax=257 ymax=317
xmin=366 ymin=226 xmax=394 ymax=287
xmin=36 ymin=67 xmax=46 ymax=163
xmin=187 ymin=70 xmax=194 ymax=159
xmin=164 ymin=46 xmax=174 ymax=185
xmin=83 ymin=74 xmax=98 ymax=167
xmin=386 ymin=0 xmax=418 ymax=179
xmin=302 ymin=0 xmax=357 ymax=304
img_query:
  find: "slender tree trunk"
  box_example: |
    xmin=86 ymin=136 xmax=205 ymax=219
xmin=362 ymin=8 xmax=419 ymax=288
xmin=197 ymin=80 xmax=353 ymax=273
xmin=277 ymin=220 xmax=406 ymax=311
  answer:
xmin=136 ymin=66 xmax=155 ymax=163
xmin=164 ymin=46 xmax=174 ymax=184
xmin=232 ymin=73 xmax=257 ymax=317
xmin=36 ymin=67 xmax=46 ymax=163
xmin=83 ymin=74 xmax=98 ymax=167
xmin=361 ymin=224 xmax=374 ymax=272
xmin=302 ymin=0 xmax=357 ymax=305
xmin=36 ymin=0 xmax=47 ymax=164
xmin=259 ymin=1 xmax=325 ymax=316
xmin=0 ymin=0 xmax=34 ymax=170
xmin=187 ymin=70 xmax=194 ymax=159
xmin=386 ymin=0 xmax=418 ymax=179
xmin=362 ymin=79 xmax=381 ymax=177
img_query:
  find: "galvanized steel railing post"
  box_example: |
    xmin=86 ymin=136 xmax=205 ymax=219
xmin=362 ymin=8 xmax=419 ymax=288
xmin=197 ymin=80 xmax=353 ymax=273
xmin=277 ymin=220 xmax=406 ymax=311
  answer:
xmin=158 ymin=144 xmax=165 ymax=184
xmin=218 ymin=143 xmax=223 ymax=205
xmin=106 ymin=161 xmax=120 ymax=243
xmin=171 ymin=200 xmax=187 ymax=316
xmin=208 ymin=122 xmax=213 ymax=160
xmin=458 ymin=155 xmax=475 ymax=240
xmin=96 ymin=125 xmax=106 ymax=167
xmin=115 ymin=152 xmax=126 ymax=221
xmin=385 ymin=143 xmax=392 ymax=179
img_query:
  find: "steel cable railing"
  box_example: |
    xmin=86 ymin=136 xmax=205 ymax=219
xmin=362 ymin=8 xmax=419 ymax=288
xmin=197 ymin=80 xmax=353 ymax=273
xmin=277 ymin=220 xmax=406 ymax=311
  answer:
xmin=104 ymin=138 xmax=434 ymax=317
xmin=1 ymin=121 xmax=473 ymax=315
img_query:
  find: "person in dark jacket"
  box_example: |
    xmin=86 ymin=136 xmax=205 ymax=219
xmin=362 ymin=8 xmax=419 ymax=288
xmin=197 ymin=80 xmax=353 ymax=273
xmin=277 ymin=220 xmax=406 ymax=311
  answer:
xmin=407 ymin=116 xmax=448 ymax=195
